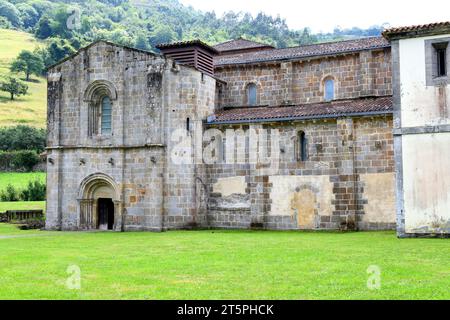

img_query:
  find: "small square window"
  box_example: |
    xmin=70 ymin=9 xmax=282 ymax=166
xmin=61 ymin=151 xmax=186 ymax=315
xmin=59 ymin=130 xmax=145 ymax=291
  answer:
xmin=426 ymin=39 xmax=450 ymax=86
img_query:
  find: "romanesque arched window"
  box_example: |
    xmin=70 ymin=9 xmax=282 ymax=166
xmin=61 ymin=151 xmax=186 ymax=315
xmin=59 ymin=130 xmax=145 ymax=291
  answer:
xmin=83 ymin=80 xmax=117 ymax=137
xmin=324 ymin=78 xmax=335 ymax=101
xmin=101 ymin=96 xmax=112 ymax=134
xmin=247 ymin=83 xmax=257 ymax=106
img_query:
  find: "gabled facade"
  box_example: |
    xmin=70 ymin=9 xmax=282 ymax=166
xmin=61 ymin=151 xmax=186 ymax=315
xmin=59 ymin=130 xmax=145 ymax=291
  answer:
xmin=46 ymin=41 xmax=215 ymax=231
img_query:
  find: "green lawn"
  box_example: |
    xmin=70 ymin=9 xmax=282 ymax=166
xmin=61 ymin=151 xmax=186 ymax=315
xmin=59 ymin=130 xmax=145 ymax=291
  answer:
xmin=0 ymin=227 xmax=448 ymax=300
xmin=0 ymin=29 xmax=46 ymax=128
xmin=0 ymin=201 xmax=45 ymax=212
xmin=0 ymin=172 xmax=46 ymax=213
xmin=0 ymin=172 xmax=46 ymax=190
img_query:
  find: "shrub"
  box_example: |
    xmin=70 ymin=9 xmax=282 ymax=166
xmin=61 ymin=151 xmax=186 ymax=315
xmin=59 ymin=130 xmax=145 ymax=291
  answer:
xmin=0 ymin=184 xmax=20 ymax=202
xmin=17 ymin=219 xmax=45 ymax=230
xmin=0 ymin=151 xmax=14 ymax=170
xmin=0 ymin=150 xmax=40 ymax=172
xmin=21 ymin=179 xmax=46 ymax=201
xmin=0 ymin=125 xmax=46 ymax=152
xmin=11 ymin=150 xmax=40 ymax=172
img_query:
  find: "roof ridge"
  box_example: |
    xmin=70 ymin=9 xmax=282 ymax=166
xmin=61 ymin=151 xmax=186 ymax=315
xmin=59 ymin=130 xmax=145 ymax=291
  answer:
xmin=214 ymin=36 xmax=390 ymax=66
xmin=276 ymin=36 xmax=386 ymax=51
xmin=214 ymin=37 xmax=274 ymax=49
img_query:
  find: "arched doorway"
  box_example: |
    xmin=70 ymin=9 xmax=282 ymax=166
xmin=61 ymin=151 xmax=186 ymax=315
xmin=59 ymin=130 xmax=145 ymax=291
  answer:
xmin=79 ymin=173 xmax=120 ymax=231
xmin=98 ymin=198 xmax=115 ymax=230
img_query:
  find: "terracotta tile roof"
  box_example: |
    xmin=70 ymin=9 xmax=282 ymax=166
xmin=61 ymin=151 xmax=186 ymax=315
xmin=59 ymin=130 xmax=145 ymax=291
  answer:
xmin=156 ymin=40 xmax=219 ymax=54
xmin=207 ymin=96 xmax=393 ymax=124
xmin=383 ymin=21 xmax=450 ymax=39
xmin=214 ymin=38 xmax=275 ymax=53
xmin=214 ymin=37 xmax=390 ymax=66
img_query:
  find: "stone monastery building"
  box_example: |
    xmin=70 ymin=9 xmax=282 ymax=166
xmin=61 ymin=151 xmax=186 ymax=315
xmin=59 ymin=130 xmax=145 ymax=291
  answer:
xmin=46 ymin=21 xmax=450 ymax=237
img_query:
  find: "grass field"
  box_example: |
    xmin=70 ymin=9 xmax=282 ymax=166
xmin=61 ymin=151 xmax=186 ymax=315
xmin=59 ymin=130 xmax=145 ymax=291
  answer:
xmin=0 ymin=201 xmax=45 ymax=212
xmin=0 ymin=29 xmax=46 ymax=128
xmin=0 ymin=172 xmax=46 ymax=212
xmin=0 ymin=226 xmax=448 ymax=300
xmin=0 ymin=172 xmax=46 ymax=190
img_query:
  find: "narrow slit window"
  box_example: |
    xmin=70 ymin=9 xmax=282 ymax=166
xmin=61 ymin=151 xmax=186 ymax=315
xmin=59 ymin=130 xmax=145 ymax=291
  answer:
xmin=186 ymin=118 xmax=190 ymax=132
xmin=324 ymin=79 xmax=335 ymax=101
xmin=437 ymin=48 xmax=447 ymax=77
xmin=247 ymin=83 xmax=257 ymax=106
xmin=298 ymin=131 xmax=307 ymax=162
xmin=101 ymin=96 xmax=112 ymax=134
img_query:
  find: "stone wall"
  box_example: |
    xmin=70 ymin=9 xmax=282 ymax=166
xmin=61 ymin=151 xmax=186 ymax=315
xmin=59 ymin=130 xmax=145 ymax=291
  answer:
xmin=215 ymin=48 xmax=392 ymax=108
xmin=204 ymin=115 xmax=395 ymax=231
xmin=46 ymin=41 xmax=396 ymax=232
xmin=46 ymin=41 xmax=216 ymax=231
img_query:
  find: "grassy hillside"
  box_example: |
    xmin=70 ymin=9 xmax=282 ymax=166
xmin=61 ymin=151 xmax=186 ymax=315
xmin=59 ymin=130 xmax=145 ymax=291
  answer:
xmin=0 ymin=29 xmax=46 ymax=128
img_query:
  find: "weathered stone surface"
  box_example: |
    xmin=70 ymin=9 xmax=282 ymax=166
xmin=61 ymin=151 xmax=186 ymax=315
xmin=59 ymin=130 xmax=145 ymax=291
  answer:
xmin=46 ymin=40 xmax=396 ymax=232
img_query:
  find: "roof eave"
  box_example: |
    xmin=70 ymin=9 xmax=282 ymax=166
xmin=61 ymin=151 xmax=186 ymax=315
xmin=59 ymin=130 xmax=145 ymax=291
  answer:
xmin=206 ymin=110 xmax=393 ymax=125
xmin=383 ymin=25 xmax=450 ymax=41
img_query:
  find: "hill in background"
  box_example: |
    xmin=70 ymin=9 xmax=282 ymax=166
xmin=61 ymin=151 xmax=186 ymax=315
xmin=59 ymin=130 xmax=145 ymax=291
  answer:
xmin=0 ymin=29 xmax=46 ymax=128
xmin=0 ymin=0 xmax=385 ymax=129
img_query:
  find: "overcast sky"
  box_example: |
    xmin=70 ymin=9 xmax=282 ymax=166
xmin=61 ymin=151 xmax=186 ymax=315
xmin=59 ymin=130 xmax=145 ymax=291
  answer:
xmin=180 ymin=0 xmax=450 ymax=33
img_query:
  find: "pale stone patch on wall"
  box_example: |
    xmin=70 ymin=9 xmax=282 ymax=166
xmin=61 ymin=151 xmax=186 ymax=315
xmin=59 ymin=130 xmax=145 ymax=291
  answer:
xmin=269 ymin=175 xmax=334 ymax=218
xmin=402 ymin=133 xmax=450 ymax=233
xmin=360 ymin=173 xmax=396 ymax=223
xmin=212 ymin=176 xmax=247 ymax=197
xmin=290 ymin=188 xmax=316 ymax=229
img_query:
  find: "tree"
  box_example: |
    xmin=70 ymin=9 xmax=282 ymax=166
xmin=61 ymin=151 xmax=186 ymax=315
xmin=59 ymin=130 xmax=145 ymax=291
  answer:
xmin=16 ymin=3 xmax=39 ymax=29
xmin=35 ymin=15 xmax=53 ymax=39
xmin=0 ymin=76 xmax=28 ymax=100
xmin=0 ymin=125 xmax=47 ymax=152
xmin=10 ymin=50 xmax=44 ymax=81
xmin=0 ymin=0 xmax=22 ymax=27
xmin=135 ymin=32 xmax=149 ymax=50
xmin=150 ymin=25 xmax=177 ymax=48
xmin=47 ymin=38 xmax=76 ymax=65
xmin=0 ymin=16 xmax=11 ymax=28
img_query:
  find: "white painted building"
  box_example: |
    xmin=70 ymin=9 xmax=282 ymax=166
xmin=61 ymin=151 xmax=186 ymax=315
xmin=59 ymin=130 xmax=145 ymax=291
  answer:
xmin=384 ymin=22 xmax=450 ymax=237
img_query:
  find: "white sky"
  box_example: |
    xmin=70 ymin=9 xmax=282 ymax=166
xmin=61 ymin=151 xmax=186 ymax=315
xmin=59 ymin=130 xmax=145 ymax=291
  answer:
xmin=180 ymin=0 xmax=450 ymax=33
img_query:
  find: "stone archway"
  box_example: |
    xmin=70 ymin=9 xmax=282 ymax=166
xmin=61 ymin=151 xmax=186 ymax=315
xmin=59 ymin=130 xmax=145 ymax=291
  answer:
xmin=78 ymin=173 xmax=121 ymax=231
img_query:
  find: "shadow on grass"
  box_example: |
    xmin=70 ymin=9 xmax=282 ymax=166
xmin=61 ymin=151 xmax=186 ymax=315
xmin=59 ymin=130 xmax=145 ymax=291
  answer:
xmin=0 ymin=95 xmax=29 ymax=103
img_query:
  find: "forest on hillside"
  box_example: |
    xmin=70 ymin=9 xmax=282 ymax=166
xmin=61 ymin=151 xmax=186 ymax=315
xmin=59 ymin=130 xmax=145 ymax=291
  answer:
xmin=0 ymin=0 xmax=386 ymax=67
